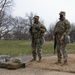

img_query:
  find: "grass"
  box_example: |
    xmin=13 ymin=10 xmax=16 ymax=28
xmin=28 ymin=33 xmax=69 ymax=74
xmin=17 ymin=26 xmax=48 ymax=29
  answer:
xmin=0 ymin=40 xmax=31 ymax=56
xmin=0 ymin=40 xmax=75 ymax=56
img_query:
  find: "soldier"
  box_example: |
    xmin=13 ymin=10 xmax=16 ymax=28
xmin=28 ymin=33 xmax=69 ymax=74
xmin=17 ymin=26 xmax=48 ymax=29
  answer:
xmin=29 ymin=15 xmax=46 ymax=62
xmin=53 ymin=11 xmax=71 ymax=64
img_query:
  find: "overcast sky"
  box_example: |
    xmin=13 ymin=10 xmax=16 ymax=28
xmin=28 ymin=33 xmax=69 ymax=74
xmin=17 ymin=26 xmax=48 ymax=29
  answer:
xmin=12 ymin=0 xmax=75 ymax=29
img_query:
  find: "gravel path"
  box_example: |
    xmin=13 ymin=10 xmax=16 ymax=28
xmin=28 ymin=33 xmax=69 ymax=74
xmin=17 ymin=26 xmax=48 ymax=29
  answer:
xmin=0 ymin=54 xmax=75 ymax=75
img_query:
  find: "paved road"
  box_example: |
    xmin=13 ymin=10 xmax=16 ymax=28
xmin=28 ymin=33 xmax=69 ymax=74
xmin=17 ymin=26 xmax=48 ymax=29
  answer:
xmin=18 ymin=54 xmax=54 ymax=62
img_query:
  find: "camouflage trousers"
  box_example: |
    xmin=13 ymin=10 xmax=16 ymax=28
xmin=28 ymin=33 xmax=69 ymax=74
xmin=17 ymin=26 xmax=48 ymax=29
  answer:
xmin=31 ymin=38 xmax=42 ymax=59
xmin=56 ymin=35 xmax=67 ymax=62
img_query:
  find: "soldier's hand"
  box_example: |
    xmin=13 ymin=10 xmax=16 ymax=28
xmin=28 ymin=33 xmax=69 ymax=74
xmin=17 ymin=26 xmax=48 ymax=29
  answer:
xmin=35 ymin=26 xmax=40 ymax=31
xmin=60 ymin=35 xmax=64 ymax=41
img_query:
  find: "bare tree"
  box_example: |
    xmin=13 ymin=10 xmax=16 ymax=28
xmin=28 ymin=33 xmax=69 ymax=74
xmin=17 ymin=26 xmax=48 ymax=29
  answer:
xmin=12 ymin=17 xmax=29 ymax=40
xmin=70 ymin=24 xmax=75 ymax=43
xmin=1 ymin=12 xmax=45 ymax=40
xmin=0 ymin=0 xmax=14 ymax=12
xmin=0 ymin=0 xmax=14 ymax=39
xmin=1 ymin=15 xmax=16 ymax=39
xmin=45 ymin=23 xmax=55 ymax=41
xmin=25 ymin=12 xmax=34 ymax=26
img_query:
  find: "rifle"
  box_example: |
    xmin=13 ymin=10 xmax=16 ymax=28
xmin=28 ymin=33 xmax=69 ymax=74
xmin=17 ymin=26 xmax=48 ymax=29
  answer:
xmin=29 ymin=26 xmax=34 ymax=47
xmin=54 ymin=33 xmax=57 ymax=54
xmin=31 ymin=34 xmax=34 ymax=47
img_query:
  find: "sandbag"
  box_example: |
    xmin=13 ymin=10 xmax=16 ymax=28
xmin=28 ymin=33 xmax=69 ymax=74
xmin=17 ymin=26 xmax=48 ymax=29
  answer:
xmin=0 ymin=62 xmax=25 ymax=70
xmin=0 ymin=55 xmax=26 ymax=70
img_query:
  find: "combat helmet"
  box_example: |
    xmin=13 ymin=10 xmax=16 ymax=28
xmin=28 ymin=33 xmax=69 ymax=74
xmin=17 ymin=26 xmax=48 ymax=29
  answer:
xmin=59 ymin=11 xmax=66 ymax=16
xmin=33 ymin=15 xmax=39 ymax=19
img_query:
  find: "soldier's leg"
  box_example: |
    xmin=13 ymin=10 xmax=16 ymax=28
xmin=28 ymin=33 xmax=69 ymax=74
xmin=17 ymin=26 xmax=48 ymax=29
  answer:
xmin=37 ymin=39 xmax=42 ymax=61
xmin=61 ymin=43 xmax=68 ymax=63
xmin=56 ymin=45 xmax=62 ymax=63
xmin=30 ymin=42 xmax=37 ymax=61
xmin=37 ymin=45 xmax=42 ymax=61
xmin=55 ymin=35 xmax=62 ymax=63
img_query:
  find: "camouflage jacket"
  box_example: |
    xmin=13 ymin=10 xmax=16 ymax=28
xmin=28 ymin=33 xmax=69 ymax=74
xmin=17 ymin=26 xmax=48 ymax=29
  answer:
xmin=29 ymin=22 xmax=46 ymax=38
xmin=54 ymin=19 xmax=71 ymax=35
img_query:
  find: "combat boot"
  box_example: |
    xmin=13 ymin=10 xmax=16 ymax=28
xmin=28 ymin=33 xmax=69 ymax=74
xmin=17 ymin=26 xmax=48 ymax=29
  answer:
xmin=61 ymin=60 xmax=68 ymax=66
xmin=55 ymin=60 xmax=61 ymax=64
xmin=64 ymin=60 xmax=68 ymax=65
xmin=30 ymin=57 xmax=36 ymax=62
xmin=37 ymin=57 xmax=41 ymax=62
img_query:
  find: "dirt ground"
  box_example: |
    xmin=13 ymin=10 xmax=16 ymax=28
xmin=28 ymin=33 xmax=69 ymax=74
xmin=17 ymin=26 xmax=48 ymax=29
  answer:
xmin=28 ymin=54 xmax=75 ymax=73
xmin=0 ymin=67 xmax=75 ymax=75
xmin=0 ymin=54 xmax=75 ymax=75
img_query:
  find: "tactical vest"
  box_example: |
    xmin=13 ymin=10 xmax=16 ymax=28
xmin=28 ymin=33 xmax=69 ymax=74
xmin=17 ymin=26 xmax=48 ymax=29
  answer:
xmin=54 ymin=20 xmax=70 ymax=35
xmin=32 ymin=23 xmax=46 ymax=38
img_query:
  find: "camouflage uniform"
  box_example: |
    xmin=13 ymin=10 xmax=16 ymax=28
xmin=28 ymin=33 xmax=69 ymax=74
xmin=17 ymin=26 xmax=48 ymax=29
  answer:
xmin=29 ymin=16 xmax=46 ymax=61
xmin=54 ymin=11 xmax=71 ymax=63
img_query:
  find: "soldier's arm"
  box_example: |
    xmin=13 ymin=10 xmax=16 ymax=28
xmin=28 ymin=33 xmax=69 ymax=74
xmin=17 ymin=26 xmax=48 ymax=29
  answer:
xmin=63 ymin=20 xmax=71 ymax=35
xmin=40 ymin=24 xmax=47 ymax=33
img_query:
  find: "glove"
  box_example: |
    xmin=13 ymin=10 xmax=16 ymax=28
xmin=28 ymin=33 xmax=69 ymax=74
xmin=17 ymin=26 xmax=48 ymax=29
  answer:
xmin=35 ymin=26 xmax=40 ymax=31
